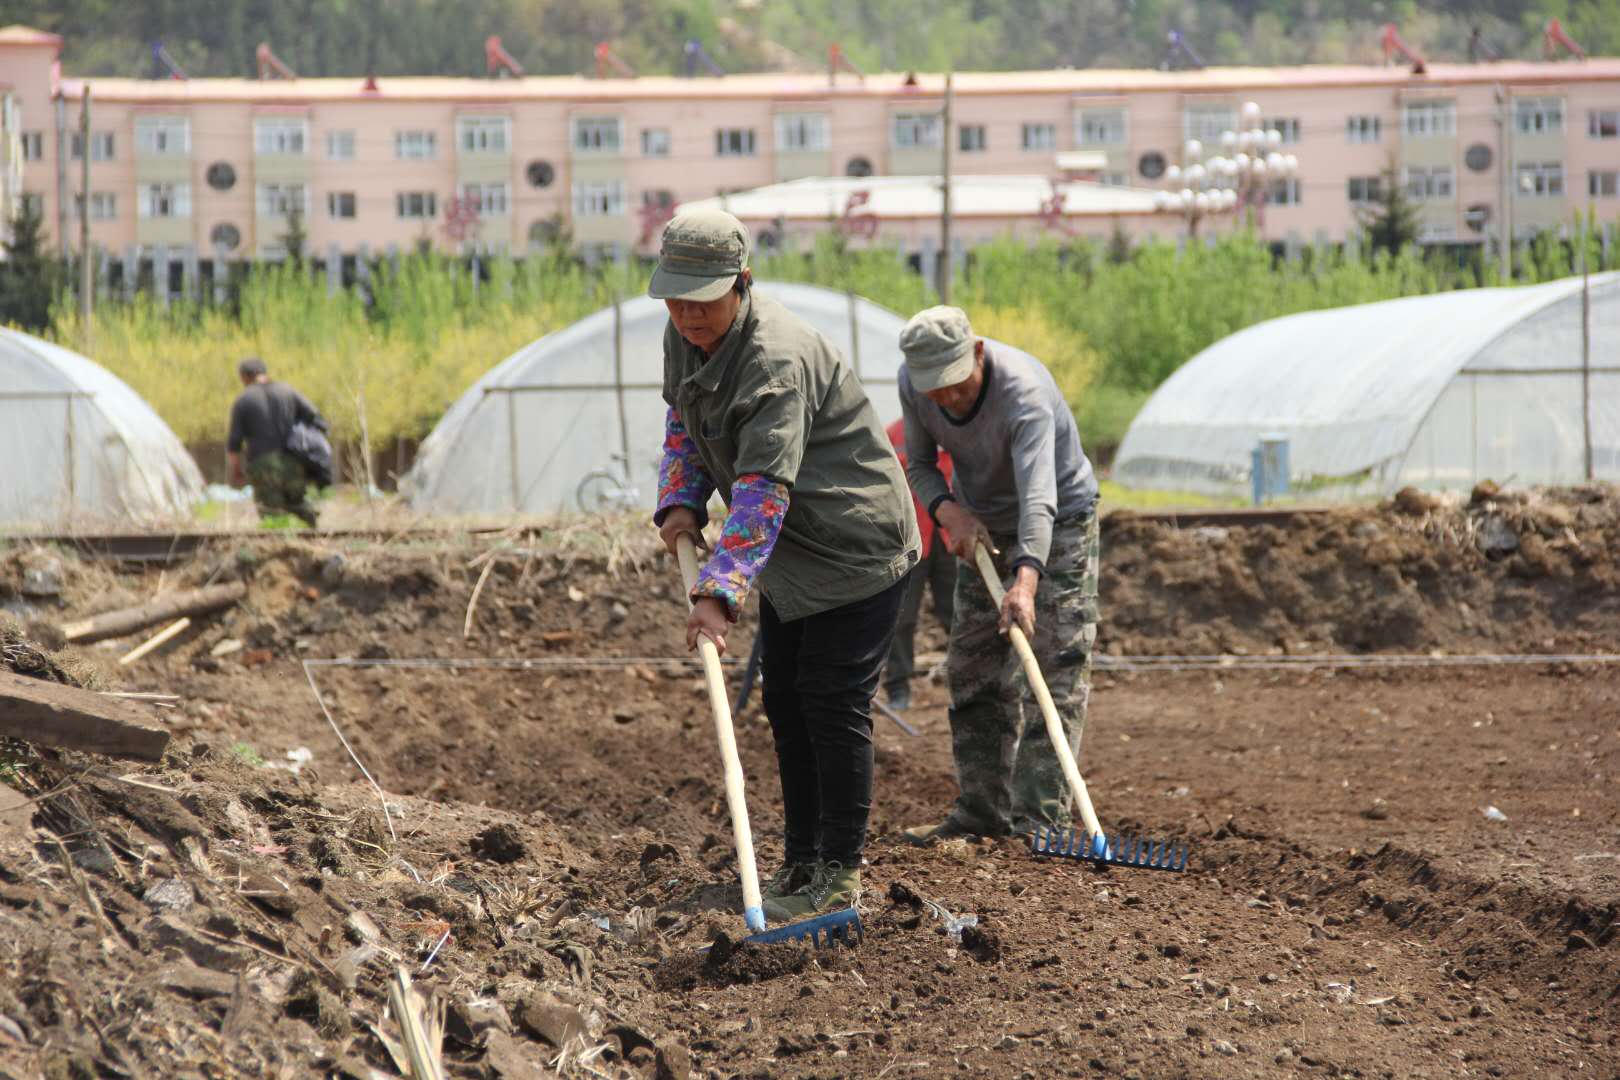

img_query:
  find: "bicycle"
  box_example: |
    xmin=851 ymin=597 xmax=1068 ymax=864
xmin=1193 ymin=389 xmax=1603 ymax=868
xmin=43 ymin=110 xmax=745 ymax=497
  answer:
xmin=575 ymin=452 xmax=645 ymax=513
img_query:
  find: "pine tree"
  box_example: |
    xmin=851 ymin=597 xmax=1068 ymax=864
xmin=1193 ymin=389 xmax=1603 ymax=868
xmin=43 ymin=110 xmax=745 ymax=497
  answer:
xmin=0 ymin=202 xmax=62 ymax=331
xmin=280 ymin=206 xmax=308 ymax=264
xmin=1358 ymin=160 xmax=1422 ymax=257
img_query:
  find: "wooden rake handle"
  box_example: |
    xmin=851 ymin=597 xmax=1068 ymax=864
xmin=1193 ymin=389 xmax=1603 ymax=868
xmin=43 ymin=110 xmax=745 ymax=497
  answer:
xmin=676 ymin=534 xmax=766 ymax=931
xmin=972 ymin=544 xmax=1105 ymax=842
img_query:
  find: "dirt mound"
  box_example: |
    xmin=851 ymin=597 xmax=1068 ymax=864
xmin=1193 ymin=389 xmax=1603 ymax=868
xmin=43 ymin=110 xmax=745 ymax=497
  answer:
xmin=1103 ymin=485 xmax=1620 ymax=655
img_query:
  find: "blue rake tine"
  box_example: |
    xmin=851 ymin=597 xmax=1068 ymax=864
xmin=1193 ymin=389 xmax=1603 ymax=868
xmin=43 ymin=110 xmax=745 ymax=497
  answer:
xmin=740 ymin=905 xmax=864 ymax=949
xmin=1028 ymin=826 xmax=1189 ymax=872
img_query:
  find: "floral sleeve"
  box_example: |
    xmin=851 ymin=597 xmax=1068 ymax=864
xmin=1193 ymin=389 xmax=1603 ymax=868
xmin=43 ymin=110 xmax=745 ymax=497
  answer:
xmin=654 ymin=407 xmax=715 ymax=527
xmin=691 ymin=473 xmax=789 ymax=621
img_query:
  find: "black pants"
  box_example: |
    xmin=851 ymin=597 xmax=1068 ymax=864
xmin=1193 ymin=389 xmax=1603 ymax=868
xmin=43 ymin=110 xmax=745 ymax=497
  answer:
xmin=882 ymin=541 xmax=957 ymax=694
xmin=760 ymin=577 xmax=906 ymax=866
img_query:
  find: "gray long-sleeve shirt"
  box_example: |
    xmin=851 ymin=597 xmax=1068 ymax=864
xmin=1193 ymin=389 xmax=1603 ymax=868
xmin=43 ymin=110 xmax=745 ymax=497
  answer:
xmin=899 ymin=343 xmax=1097 ymax=572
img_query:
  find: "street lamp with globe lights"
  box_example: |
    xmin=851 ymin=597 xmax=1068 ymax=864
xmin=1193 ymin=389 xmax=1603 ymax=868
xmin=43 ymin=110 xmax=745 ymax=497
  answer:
xmin=1152 ymin=101 xmax=1300 ymax=236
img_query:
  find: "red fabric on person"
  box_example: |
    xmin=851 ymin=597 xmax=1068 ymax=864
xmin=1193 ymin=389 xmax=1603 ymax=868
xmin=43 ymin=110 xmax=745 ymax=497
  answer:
xmin=886 ymin=418 xmax=952 ymax=558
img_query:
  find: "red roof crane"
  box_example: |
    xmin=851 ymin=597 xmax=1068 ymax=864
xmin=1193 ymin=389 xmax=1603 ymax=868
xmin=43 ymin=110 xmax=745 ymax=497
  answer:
xmin=485 ymin=35 xmax=524 ymax=78
xmin=256 ymin=41 xmax=296 ymax=80
xmin=1543 ymin=18 xmax=1587 ymax=61
xmin=594 ymin=41 xmax=636 ymax=78
xmin=828 ymin=44 xmax=865 ymax=87
xmin=150 ymin=41 xmax=188 ymax=80
xmin=1379 ymin=23 xmax=1427 ymax=75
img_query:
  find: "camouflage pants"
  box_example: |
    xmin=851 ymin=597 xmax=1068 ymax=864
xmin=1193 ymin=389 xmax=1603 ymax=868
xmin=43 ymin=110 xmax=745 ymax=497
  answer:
xmin=247 ymin=451 xmax=317 ymax=527
xmin=943 ymin=510 xmax=1100 ymax=835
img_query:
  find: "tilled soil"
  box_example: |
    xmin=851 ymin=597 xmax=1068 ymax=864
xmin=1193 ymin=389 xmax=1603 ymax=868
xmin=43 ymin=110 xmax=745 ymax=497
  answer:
xmin=0 ymin=485 xmax=1616 ymax=1078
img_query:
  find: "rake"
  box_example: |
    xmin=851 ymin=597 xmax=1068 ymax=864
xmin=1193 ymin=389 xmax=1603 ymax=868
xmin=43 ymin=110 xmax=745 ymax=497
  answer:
xmin=973 ymin=544 xmax=1188 ymax=873
xmin=675 ymin=535 xmax=863 ymax=947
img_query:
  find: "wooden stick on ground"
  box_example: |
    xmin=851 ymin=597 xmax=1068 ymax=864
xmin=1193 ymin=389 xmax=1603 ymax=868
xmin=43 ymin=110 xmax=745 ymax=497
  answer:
xmin=462 ymin=560 xmax=496 ymax=639
xmin=387 ymin=966 xmax=446 ymax=1080
xmin=60 ymin=582 xmax=246 ymax=644
xmin=117 ymin=618 xmax=191 ymax=666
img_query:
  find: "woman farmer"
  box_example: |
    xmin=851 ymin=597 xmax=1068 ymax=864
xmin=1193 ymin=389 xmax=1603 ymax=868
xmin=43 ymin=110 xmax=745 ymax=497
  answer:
xmin=651 ymin=209 xmax=920 ymax=922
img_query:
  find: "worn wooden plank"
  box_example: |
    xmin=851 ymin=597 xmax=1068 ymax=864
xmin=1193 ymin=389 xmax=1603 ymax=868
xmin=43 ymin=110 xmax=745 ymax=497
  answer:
xmin=0 ymin=671 xmax=169 ymax=761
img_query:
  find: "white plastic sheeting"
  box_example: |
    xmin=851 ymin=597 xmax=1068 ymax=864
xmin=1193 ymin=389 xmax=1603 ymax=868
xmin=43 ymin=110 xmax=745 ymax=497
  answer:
xmin=1114 ymin=272 xmax=1620 ymax=498
xmin=0 ymin=328 xmax=205 ymax=526
xmin=404 ymin=282 xmax=911 ymax=515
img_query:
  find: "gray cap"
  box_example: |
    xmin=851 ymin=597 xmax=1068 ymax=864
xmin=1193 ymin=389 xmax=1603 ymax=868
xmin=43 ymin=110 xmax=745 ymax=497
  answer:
xmin=648 ymin=208 xmax=750 ymax=302
xmin=899 ymin=305 xmax=976 ymax=391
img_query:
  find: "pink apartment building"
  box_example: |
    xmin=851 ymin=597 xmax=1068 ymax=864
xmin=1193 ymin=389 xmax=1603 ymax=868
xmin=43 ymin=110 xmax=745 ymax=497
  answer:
xmin=3 ymin=23 xmax=1618 ymax=267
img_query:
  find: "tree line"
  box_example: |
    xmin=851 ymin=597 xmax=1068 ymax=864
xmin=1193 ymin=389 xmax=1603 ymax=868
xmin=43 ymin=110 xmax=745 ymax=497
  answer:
xmin=5 ymin=0 xmax=1614 ymax=81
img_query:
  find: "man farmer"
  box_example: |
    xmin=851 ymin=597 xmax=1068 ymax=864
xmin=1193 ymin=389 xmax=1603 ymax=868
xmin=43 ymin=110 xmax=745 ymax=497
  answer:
xmin=226 ymin=357 xmax=329 ymax=527
xmin=651 ymin=209 xmax=919 ymax=923
xmin=896 ymin=306 xmax=1101 ymax=844
xmin=880 ymin=417 xmax=954 ymax=711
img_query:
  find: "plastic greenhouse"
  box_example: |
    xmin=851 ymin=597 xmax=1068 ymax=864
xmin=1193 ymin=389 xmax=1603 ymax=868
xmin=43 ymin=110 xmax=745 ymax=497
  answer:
xmin=1114 ymin=273 xmax=1620 ymax=499
xmin=404 ymin=282 xmax=912 ymax=515
xmin=0 ymin=328 xmax=205 ymax=526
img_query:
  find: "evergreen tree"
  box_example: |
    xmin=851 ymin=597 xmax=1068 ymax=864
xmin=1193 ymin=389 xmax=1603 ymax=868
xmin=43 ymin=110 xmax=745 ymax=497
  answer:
xmin=280 ymin=206 xmax=308 ymax=264
xmin=1358 ymin=160 xmax=1422 ymax=257
xmin=0 ymin=203 xmax=62 ymax=332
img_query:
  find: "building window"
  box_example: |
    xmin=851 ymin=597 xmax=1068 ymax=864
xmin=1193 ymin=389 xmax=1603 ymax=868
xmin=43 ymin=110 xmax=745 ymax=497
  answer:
xmin=1404 ymin=166 xmax=1455 ymax=201
xmin=572 ymin=179 xmax=625 ymax=216
xmin=1589 ymin=110 xmax=1619 ymax=139
xmin=572 ymin=116 xmax=623 ymax=154
xmin=70 ymin=132 xmax=116 ymax=161
xmin=1514 ymin=97 xmax=1563 ymax=135
xmin=458 ymin=116 xmax=510 ymax=154
xmin=641 ymin=128 xmax=670 ymax=157
xmin=892 ymin=112 xmax=941 ymax=149
xmin=1269 ymin=178 xmax=1302 ymax=205
xmin=1591 ymin=171 xmax=1619 ymax=198
xmin=1517 ymin=162 xmax=1564 ymax=197
xmin=775 ymin=113 xmax=828 ymax=153
xmin=1418 ymin=223 xmax=1457 ymax=242
xmin=396 ymin=191 xmax=437 ymax=218
xmin=460 ymin=181 xmax=509 ymax=215
xmin=327 ymin=191 xmax=356 ymax=219
xmin=20 ymin=132 xmax=44 ymax=161
xmin=74 ymin=192 xmax=117 ymax=220
xmin=139 ymin=182 xmax=192 ymax=218
xmin=1100 ymin=172 xmax=1127 ymax=187
xmin=1021 ymin=122 xmax=1057 ymax=151
xmin=253 ymin=118 xmax=308 ymax=155
xmin=1077 ymin=108 xmax=1126 ymax=145
xmin=327 ymin=130 xmax=356 ymax=159
xmin=135 ymin=118 xmax=190 ymax=155
xmin=256 ymin=183 xmax=308 ymax=217
xmin=1265 ymin=117 xmax=1302 ymax=144
xmin=1402 ymin=101 xmax=1455 ymax=138
xmin=1346 ymin=115 xmax=1381 ymax=143
xmin=958 ymin=124 xmax=986 ymax=152
xmin=395 ymin=131 xmax=437 ymax=160
xmin=1347 ymin=176 xmax=1382 ymax=203
xmin=1184 ymin=105 xmax=1236 ymax=143
xmin=715 ymin=128 xmax=757 ymax=157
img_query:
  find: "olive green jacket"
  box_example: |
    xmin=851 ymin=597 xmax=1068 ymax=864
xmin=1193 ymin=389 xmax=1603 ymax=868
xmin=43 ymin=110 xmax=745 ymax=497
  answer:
xmin=661 ymin=290 xmax=919 ymax=621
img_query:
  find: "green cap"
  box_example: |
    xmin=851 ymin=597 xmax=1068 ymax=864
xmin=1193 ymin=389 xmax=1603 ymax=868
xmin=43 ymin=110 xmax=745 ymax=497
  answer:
xmin=648 ymin=208 xmax=750 ymax=302
xmin=899 ymin=305 xmax=976 ymax=391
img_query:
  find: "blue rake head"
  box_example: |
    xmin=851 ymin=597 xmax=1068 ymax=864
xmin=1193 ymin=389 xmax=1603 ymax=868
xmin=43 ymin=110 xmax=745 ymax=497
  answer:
xmin=740 ymin=905 xmax=864 ymax=948
xmin=1029 ymin=826 xmax=1189 ymax=872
